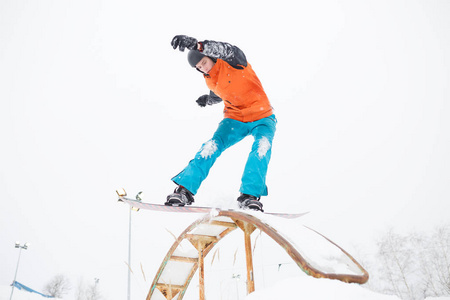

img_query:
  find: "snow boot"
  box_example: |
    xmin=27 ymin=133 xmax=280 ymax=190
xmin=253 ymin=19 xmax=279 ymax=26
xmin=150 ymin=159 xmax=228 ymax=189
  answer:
xmin=237 ymin=194 xmax=264 ymax=212
xmin=165 ymin=186 xmax=195 ymax=206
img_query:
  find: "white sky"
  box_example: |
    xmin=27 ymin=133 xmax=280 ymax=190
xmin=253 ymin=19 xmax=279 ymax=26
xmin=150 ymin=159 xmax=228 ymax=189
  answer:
xmin=1 ymin=0 xmax=449 ymax=299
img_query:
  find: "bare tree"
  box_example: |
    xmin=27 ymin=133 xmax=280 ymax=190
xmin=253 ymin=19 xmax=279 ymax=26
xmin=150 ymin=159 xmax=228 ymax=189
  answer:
xmin=75 ymin=279 xmax=85 ymax=300
xmin=85 ymin=279 xmax=101 ymax=300
xmin=419 ymin=225 xmax=450 ymax=297
xmin=370 ymin=224 xmax=450 ymax=299
xmin=376 ymin=229 xmax=420 ymax=299
xmin=43 ymin=274 xmax=71 ymax=298
xmin=76 ymin=278 xmax=101 ymax=300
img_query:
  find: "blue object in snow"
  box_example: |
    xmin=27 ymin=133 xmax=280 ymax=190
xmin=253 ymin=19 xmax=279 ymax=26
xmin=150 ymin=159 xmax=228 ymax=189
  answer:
xmin=12 ymin=281 xmax=54 ymax=298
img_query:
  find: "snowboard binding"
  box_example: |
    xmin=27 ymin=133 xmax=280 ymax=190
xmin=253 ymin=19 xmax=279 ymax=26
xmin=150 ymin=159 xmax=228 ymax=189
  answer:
xmin=237 ymin=194 xmax=264 ymax=212
xmin=165 ymin=186 xmax=195 ymax=206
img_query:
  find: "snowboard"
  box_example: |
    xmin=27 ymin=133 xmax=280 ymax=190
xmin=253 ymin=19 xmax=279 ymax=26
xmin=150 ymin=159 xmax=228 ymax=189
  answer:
xmin=116 ymin=189 xmax=308 ymax=219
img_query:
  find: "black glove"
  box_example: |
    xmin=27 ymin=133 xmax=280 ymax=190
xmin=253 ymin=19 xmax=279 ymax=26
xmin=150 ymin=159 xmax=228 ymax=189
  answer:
xmin=171 ymin=35 xmax=198 ymax=52
xmin=196 ymin=95 xmax=209 ymax=107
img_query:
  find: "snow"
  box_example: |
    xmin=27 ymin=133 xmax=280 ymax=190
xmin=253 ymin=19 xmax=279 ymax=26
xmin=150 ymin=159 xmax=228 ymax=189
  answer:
xmin=189 ymin=221 xmax=228 ymax=236
xmin=172 ymin=239 xmax=198 ymax=258
xmin=200 ymin=140 xmax=218 ymax=159
xmin=257 ymin=137 xmax=271 ymax=158
xmin=3 ymin=283 xmax=450 ymax=300
xmin=0 ymin=286 xmax=49 ymax=300
xmin=158 ymin=260 xmax=194 ymax=286
xmin=245 ymin=276 xmax=398 ymax=300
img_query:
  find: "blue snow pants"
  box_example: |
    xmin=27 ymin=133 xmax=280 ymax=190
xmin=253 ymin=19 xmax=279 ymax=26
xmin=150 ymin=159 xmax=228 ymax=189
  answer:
xmin=172 ymin=115 xmax=277 ymax=198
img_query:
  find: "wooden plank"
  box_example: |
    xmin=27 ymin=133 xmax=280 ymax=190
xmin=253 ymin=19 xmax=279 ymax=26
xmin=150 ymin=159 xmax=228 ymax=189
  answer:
xmin=155 ymin=283 xmax=184 ymax=290
xmin=209 ymin=220 xmax=237 ymax=228
xmin=170 ymin=256 xmax=197 ymax=263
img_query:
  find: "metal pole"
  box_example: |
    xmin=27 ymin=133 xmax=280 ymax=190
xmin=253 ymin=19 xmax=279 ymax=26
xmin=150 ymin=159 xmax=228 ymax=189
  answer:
xmin=10 ymin=246 xmax=23 ymax=300
xmin=127 ymin=206 xmax=132 ymax=300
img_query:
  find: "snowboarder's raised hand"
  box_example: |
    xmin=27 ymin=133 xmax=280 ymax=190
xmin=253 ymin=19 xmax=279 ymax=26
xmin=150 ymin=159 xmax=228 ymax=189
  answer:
xmin=171 ymin=35 xmax=198 ymax=52
xmin=196 ymin=95 xmax=209 ymax=107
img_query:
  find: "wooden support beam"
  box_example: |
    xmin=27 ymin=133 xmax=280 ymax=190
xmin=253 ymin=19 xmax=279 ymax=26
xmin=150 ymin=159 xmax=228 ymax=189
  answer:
xmin=209 ymin=220 xmax=237 ymax=228
xmin=244 ymin=229 xmax=255 ymax=294
xmin=155 ymin=283 xmax=183 ymax=300
xmin=185 ymin=234 xmax=218 ymax=249
xmin=198 ymin=248 xmax=205 ymax=300
xmin=233 ymin=219 xmax=257 ymax=295
xmin=186 ymin=234 xmax=218 ymax=300
xmin=170 ymin=256 xmax=198 ymax=263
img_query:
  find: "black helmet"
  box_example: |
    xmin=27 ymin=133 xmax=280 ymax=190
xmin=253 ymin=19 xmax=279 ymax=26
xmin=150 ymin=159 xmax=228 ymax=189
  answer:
xmin=187 ymin=50 xmax=205 ymax=68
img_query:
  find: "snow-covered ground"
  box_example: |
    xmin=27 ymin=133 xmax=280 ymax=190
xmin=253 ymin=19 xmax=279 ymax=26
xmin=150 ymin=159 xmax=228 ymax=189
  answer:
xmin=0 ymin=286 xmax=49 ymax=300
xmin=246 ymin=277 xmax=450 ymax=300
xmin=246 ymin=276 xmax=398 ymax=300
xmin=3 ymin=282 xmax=450 ymax=300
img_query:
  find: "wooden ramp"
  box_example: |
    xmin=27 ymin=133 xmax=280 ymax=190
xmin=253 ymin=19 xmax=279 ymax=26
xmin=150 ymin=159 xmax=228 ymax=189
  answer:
xmin=147 ymin=210 xmax=369 ymax=300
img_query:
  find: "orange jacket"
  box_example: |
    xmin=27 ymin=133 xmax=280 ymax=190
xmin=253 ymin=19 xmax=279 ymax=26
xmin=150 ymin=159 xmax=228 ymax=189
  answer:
xmin=204 ymin=59 xmax=273 ymax=123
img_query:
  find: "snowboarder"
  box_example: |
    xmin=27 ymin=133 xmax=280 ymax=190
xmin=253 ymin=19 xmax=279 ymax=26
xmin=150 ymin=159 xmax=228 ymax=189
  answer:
xmin=166 ymin=35 xmax=276 ymax=212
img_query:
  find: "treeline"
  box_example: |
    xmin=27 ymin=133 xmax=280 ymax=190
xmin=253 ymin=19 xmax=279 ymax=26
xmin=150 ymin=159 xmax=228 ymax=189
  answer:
xmin=362 ymin=224 xmax=450 ymax=299
xmin=43 ymin=275 xmax=101 ymax=300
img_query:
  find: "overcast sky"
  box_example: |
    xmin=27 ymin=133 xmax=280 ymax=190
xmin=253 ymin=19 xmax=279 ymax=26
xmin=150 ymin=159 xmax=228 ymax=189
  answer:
xmin=1 ymin=0 xmax=449 ymax=299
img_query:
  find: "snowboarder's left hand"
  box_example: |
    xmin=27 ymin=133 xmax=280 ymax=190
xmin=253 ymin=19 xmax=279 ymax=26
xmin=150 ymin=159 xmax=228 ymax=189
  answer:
xmin=171 ymin=35 xmax=198 ymax=52
xmin=196 ymin=95 xmax=209 ymax=107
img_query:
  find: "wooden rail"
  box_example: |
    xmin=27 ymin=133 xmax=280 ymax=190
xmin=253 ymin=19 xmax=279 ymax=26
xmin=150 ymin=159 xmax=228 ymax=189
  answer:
xmin=147 ymin=211 xmax=369 ymax=299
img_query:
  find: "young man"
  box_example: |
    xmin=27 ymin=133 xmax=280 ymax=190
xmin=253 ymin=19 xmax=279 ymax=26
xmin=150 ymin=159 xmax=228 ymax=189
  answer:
xmin=166 ymin=35 xmax=276 ymax=212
